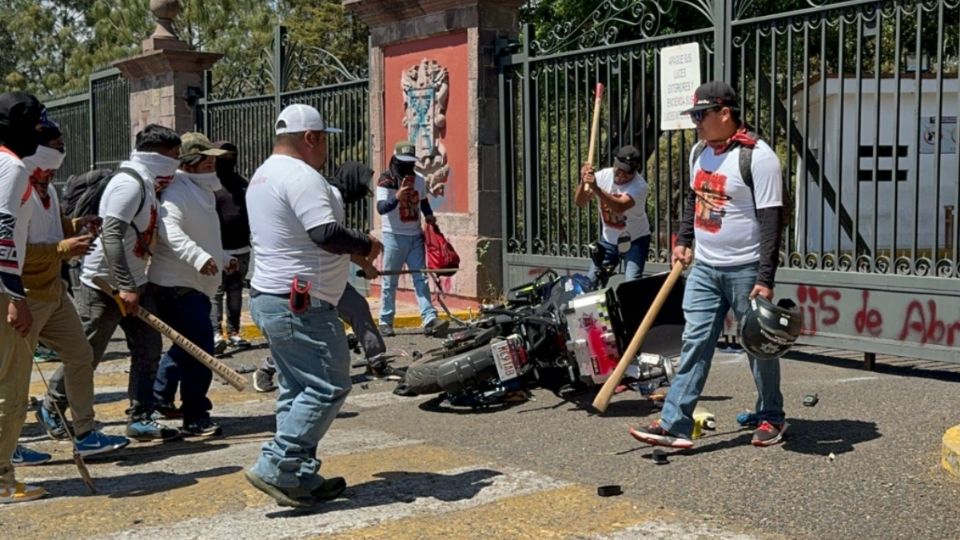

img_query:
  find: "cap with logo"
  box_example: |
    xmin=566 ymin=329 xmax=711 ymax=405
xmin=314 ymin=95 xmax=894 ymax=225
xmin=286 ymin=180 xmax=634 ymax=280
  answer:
xmin=180 ymin=132 xmax=229 ymax=160
xmin=681 ymin=81 xmax=740 ymax=115
xmin=613 ymin=145 xmax=642 ymax=173
xmin=393 ymin=140 xmax=417 ymax=163
xmin=275 ymin=104 xmax=342 ymax=135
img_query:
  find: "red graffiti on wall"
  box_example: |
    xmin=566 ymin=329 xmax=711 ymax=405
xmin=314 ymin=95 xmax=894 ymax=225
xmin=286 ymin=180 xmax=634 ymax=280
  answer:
xmin=898 ymin=300 xmax=960 ymax=346
xmin=854 ymin=290 xmax=883 ymax=337
xmin=796 ymin=285 xmax=841 ymax=336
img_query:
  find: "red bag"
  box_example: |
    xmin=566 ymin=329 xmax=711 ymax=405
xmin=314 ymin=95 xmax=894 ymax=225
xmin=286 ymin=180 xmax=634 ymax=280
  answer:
xmin=424 ymin=221 xmax=460 ymax=270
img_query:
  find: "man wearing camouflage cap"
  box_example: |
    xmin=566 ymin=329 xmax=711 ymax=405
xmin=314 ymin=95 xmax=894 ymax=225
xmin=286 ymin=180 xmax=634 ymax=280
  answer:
xmin=149 ymin=132 xmax=238 ymax=437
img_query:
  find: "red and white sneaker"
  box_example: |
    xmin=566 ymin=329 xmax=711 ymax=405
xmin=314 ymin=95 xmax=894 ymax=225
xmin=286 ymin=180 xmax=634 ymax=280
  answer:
xmin=752 ymin=420 xmax=789 ymax=447
xmin=628 ymin=420 xmax=694 ymax=449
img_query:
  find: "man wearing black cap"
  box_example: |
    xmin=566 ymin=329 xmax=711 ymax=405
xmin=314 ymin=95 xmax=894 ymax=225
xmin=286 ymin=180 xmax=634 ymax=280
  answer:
xmin=0 ymin=91 xmax=47 ymax=503
xmin=210 ymin=141 xmax=252 ymax=354
xmin=575 ymin=145 xmax=651 ymax=283
xmin=629 ymin=81 xmax=787 ymax=450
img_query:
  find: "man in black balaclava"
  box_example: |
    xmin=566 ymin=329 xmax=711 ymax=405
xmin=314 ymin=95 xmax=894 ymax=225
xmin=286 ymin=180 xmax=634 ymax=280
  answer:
xmin=0 ymin=91 xmax=48 ymax=503
xmin=209 ymin=141 xmax=253 ymax=354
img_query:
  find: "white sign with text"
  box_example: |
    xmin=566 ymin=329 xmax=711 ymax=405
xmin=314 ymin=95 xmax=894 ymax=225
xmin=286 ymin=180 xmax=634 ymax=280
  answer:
xmin=660 ymin=42 xmax=701 ymax=131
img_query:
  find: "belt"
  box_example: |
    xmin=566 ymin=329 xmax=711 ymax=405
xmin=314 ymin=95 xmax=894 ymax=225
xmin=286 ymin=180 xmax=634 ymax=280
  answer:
xmin=250 ymin=288 xmax=287 ymax=299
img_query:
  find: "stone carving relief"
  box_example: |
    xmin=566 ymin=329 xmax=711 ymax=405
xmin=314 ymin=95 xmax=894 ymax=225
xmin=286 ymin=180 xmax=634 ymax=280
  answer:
xmin=402 ymin=58 xmax=450 ymax=197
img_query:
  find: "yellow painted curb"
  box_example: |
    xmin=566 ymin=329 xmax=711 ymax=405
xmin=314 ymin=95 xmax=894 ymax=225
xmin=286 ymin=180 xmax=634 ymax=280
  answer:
xmin=237 ymin=309 xmax=477 ymax=341
xmin=942 ymin=424 xmax=960 ymax=480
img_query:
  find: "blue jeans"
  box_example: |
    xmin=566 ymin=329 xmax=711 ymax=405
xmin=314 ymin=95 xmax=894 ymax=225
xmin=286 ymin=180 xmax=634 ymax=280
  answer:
xmin=250 ymin=293 xmax=351 ymax=490
xmin=587 ymin=235 xmax=651 ymax=284
xmin=659 ymin=262 xmax=784 ymax=437
xmin=379 ymin=231 xmax=438 ymax=327
xmin=151 ymin=285 xmax=214 ymax=423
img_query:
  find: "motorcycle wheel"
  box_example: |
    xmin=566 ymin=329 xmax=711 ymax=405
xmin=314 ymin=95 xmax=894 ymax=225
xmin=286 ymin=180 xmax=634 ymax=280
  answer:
xmin=403 ymin=355 xmax=448 ymax=395
xmin=435 ymin=346 xmax=498 ymax=393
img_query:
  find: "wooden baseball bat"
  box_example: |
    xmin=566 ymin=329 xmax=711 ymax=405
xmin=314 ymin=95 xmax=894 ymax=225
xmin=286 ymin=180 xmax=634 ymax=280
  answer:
xmin=91 ymin=277 xmax=247 ymax=392
xmin=583 ymin=82 xmax=605 ymax=194
xmin=592 ymin=261 xmax=684 ymax=413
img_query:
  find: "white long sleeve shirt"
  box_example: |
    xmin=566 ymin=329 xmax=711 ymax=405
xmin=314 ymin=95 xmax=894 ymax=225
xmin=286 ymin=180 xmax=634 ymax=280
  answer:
xmin=148 ymin=172 xmax=229 ymax=298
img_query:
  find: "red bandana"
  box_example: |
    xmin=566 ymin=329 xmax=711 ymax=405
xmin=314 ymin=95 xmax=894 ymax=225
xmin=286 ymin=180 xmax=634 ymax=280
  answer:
xmin=707 ymin=126 xmax=758 ymax=154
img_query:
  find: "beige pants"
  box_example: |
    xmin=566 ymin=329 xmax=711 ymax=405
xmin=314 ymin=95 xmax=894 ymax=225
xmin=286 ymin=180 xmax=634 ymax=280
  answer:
xmin=0 ymin=293 xmax=34 ymax=489
xmin=26 ymin=288 xmax=96 ymax=435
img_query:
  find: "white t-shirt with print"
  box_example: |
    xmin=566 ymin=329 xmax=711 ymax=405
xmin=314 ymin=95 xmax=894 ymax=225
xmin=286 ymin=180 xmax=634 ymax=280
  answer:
xmin=80 ymin=161 xmax=158 ymax=289
xmin=688 ymin=140 xmax=782 ymax=266
xmin=377 ymin=173 xmax=427 ymax=236
xmin=0 ymin=150 xmax=31 ymax=287
xmin=594 ymin=168 xmax=651 ymax=245
xmin=247 ymin=154 xmax=348 ymax=306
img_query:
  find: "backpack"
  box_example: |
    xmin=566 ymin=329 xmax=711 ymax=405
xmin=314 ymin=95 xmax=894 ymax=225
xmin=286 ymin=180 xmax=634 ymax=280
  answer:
xmin=691 ymin=133 xmax=793 ymax=225
xmin=424 ymin=221 xmax=460 ymax=270
xmin=62 ymin=167 xmax=146 ymax=220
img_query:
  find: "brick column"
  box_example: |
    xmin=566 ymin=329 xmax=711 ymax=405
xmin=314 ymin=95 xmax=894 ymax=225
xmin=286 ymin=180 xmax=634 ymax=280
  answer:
xmin=346 ymin=0 xmax=524 ymax=302
xmin=112 ymin=0 xmax=221 ymax=139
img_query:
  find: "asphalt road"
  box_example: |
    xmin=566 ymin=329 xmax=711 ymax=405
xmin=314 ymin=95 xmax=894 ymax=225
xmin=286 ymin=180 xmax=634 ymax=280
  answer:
xmin=4 ymin=327 xmax=959 ymax=539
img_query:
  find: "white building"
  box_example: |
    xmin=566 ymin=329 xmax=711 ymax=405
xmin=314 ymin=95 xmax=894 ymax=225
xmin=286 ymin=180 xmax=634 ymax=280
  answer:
xmin=795 ymin=76 xmax=958 ymax=254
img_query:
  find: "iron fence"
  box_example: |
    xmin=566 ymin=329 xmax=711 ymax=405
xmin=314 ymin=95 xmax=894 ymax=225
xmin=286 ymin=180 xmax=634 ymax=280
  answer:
xmin=501 ymin=0 xmax=960 ymax=363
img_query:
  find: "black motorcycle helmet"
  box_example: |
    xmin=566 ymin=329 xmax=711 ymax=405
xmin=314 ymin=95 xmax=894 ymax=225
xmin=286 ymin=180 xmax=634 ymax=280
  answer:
xmin=739 ymin=296 xmax=802 ymax=360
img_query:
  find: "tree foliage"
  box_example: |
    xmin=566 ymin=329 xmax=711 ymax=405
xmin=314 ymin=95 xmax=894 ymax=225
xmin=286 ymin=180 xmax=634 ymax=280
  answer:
xmin=0 ymin=0 xmax=368 ymax=101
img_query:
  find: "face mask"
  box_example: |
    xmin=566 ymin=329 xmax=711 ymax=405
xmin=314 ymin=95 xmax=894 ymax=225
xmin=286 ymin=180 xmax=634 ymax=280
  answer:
xmin=132 ymin=150 xmax=181 ymax=181
xmin=188 ymin=171 xmax=221 ymax=191
xmin=22 ymin=144 xmax=66 ymax=175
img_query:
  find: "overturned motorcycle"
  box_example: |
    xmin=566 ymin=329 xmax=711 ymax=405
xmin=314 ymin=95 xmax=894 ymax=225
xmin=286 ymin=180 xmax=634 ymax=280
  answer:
xmin=400 ymin=238 xmax=686 ymax=411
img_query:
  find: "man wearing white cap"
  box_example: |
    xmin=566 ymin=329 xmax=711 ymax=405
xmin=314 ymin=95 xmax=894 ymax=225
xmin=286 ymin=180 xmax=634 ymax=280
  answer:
xmin=244 ymin=104 xmax=382 ymax=508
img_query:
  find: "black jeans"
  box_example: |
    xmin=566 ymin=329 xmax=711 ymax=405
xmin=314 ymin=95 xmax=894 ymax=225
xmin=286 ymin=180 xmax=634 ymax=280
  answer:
xmin=211 ymin=252 xmax=249 ymax=335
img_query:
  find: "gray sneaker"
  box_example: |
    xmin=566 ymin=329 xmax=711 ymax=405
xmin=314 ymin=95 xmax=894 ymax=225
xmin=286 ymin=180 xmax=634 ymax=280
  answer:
xmin=378 ymin=323 xmax=396 ymax=337
xmin=125 ymin=418 xmax=181 ymax=442
xmin=253 ymin=369 xmax=277 ymax=393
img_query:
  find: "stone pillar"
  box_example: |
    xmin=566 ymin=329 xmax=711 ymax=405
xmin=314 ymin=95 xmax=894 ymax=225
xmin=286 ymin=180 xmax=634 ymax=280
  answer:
xmin=113 ymin=0 xmax=221 ymax=139
xmin=346 ymin=0 xmax=524 ymax=303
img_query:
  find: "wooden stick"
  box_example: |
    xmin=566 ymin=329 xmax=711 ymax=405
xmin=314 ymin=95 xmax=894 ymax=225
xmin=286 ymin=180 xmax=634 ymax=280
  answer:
xmin=583 ymin=83 xmax=605 ymax=194
xmin=91 ymin=277 xmax=247 ymax=392
xmin=592 ymin=261 xmax=684 ymax=413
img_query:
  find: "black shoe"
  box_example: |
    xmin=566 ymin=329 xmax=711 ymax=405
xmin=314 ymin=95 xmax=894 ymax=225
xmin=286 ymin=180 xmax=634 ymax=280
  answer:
xmin=155 ymin=400 xmax=183 ymax=419
xmin=393 ymin=383 xmax=418 ymax=397
xmin=311 ymin=476 xmax=346 ymax=501
xmin=378 ymin=323 xmax=396 ymax=337
xmin=244 ymin=469 xmax=316 ymax=508
xmin=365 ymin=364 xmax=404 ymax=381
xmin=182 ymin=418 xmax=222 ymax=438
xmin=423 ymin=318 xmax=450 ymax=337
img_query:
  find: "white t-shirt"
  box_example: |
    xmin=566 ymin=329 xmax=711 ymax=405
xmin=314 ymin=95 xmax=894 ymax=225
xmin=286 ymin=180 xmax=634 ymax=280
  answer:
xmin=149 ymin=172 xmax=228 ymax=298
xmin=247 ymin=154 xmax=348 ymax=306
xmin=80 ymin=160 xmax=159 ymax=289
xmin=377 ymin=173 xmax=427 ymax=236
xmin=27 ymin=184 xmax=64 ymax=245
xmin=594 ymin=168 xmax=651 ymax=244
xmin=0 ymin=149 xmax=31 ymax=292
xmin=688 ymin=140 xmax=782 ymax=266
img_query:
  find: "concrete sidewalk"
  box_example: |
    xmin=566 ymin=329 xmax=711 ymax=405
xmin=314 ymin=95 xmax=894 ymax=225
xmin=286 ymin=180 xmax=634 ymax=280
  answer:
xmin=236 ymin=289 xmax=480 ymax=340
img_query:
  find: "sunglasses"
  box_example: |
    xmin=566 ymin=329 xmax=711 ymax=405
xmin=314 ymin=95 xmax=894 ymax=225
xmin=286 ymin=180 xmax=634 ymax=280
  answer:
xmin=690 ymin=107 xmax=721 ymax=123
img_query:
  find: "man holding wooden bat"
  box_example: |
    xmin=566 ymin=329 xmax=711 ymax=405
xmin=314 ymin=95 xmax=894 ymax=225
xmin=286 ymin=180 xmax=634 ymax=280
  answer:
xmin=243 ymin=104 xmax=382 ymax=508
xmin=629 ymin=81 xmax=787 ymax=449
xmin=575 ymin=145 xmax=651 ymax=282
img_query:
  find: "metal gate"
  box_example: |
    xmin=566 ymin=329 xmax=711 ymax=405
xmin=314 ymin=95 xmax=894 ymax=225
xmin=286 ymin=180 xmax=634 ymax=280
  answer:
xmin=500 ymin=0 xmax=960 ymax=363
xmin=198 ymin=26 xmax=371 ymax=232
